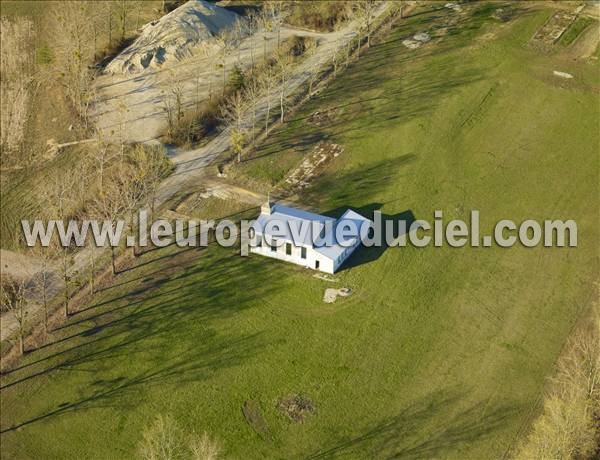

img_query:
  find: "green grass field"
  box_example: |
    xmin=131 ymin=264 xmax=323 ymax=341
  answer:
xmin=559 ymin=15 xmax=594 ymax=47
xmin=1 ymin=3 xmax=599 ymax=458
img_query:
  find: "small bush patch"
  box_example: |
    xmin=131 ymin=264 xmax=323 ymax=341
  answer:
xmin=277 ymin=394 xmax=316 ymax=423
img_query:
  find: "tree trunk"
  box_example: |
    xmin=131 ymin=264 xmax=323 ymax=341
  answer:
xmin=42 ymin=275 xmax=48 ymax=332
xmin=346 ymin=42 xmax=350 ymax=68
xmin=90 ymin=246 xmax=95 ymax=295
xmin=19 ymin=330 xmax=24 ymax=355
xmin=111 ymin=246 xmax=117 ymax=275
xmin=150 ymin=193 xmax=156 ymax=224
xmin=263 ymin=37 xmax=267 ymax=60
xmin=108 ymin=7 xmax=113 ymax=46
xmin=120 ymin=1 xmax=126 ymax=42
xmin=252 ymin=106 xmax=256 ymax=144
xmin=280 ymin=87 xmax=284 ymax=123
xmin=277 ymin=26 xmax=281 ymax=49
xmin=265 ymin=99 xmax=270 ymax=135
xmin=63 ymin=252 xmax=69 ymax=317
xmin=222 ymin=64 xmax=226 ymax=95
xmin=130 ymin=210 xmax=137 ymax=257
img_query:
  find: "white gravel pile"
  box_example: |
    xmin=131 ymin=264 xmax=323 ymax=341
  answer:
xmin=106 ymin=0 xmax=244 ymax=74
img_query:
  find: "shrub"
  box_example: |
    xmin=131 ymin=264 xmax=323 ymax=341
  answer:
xmin=228 ymin=65 xmax=246 ymax=92
xmin=516 ymin=303 xmax=600 ymax=459
xmin=285 ymin=1 xmax=350 ymax=32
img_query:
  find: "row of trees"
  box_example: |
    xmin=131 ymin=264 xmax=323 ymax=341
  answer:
xmin=217 ymin=0 xmax=392 ymax=164
xmin=50 ymin=1 xmax=169 ymax=128
xmin=516 ymin=303 xmax=600 ymax=459
xmin=2 ymin=1 xmax=170 ymax=169
xmin=1 ymin=142 xmax=170 ymax=358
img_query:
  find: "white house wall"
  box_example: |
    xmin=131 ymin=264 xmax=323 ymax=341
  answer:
xmin=250 ymin=241 xmax=336 ymax=274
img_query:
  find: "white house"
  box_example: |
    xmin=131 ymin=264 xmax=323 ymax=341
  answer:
xmin=250 ymin=201 xmax=372 ymax=274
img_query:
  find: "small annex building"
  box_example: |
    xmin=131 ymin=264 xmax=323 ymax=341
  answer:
xmin=250 ymin=201 xmax=372 ymax=274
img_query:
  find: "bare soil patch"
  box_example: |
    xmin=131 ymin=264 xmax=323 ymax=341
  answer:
xmin=242 ymin=400 xmax=271 ymax=440
xmin=532 ymin=10 xmax=577 ymax=47
xmin=277 ymin=394 xmax=316 ymax=423
xmin=308 ymin=107 xmax=338 ymax=127
xmin=285 ymin=142 xmax=343 ymax=191
xmin=323 ymin=287 xmax=352 ymax=304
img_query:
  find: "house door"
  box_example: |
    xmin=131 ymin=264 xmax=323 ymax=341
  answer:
xmin=315 ymin=260 xmax=320 ymax=270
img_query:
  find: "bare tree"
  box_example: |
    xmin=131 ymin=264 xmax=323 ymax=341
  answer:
xmin=42 ymin=173 xmax=75 ymax=317
xmin=266 ymin=1 xmax=286 ymax=49
xmin=516 ymin=304 xmax=600 ymax=459
xmin=1 ymin=276 xmax=28 ymax=355
xmin=88 ymin=240 xmax=97 ymax=296
xmin=162 ymin=72 xmax=185 ymax=141
xmin=554 ymin=310 xmax=600 ymax=404
xmin=356 ymin=0 xmax=377 ymax=48
xmin=245 ymin=77 xmax=260 ymax=145
xmin=104 ymin=1 xmax=114 ymax=47
xmin=91 ymin=141 xmax=117 ymax=197
xmin=51 ymin=2 xmax=94 ymax=120
xmin=275 ymin=49 xmax=293 ymax=123
xmin=132 ymin=145 xmax=171 ymax=224
xmin=261 ymin=66 xmax=276 ymax=136
xmin=221 ymin=91 xmax=248 ymax=162
xmin=139 ymin=414 xmax=220 ymax=460
xmin=139 ymin=415 xmax=183 ymax=460
xmin=91 ymin=179 xmax=126 ymax=276
xmin=215 ymin=28 xmax=235 ymax=95
xmin=0 ymin=16 xmax=39 ymax=169
xmin=189 ymin=432 xmax=220 ymax=460
xmin=116 ymin=0 xmax=133 ymax=43
xmin=234 ymin=17 xmax=247 ymax=64
xmin=257 ymin=6 xmax=272 ymax=60
xmin=246 ymin=11 xmax=259 ymax=72
xmin=121 ymin=153 xmax=151 ymax=257
xmin=32 ymin=245 xmax=57 ymax=333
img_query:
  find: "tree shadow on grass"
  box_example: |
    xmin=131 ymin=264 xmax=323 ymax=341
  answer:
xmin=309 ymin=389 xmax=521 ymax=459
xmin=302 ymin=153 xmax=417 ymax=211
xmin=0 ymin=246 xmax=282 ymax=433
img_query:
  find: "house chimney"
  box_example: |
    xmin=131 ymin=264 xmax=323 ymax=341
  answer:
xmin=261 ymin=193 xmax=273 ymax=215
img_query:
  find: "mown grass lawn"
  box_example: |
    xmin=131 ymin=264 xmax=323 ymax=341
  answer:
xmin=1 ymin=3 xmax=599 ymax=459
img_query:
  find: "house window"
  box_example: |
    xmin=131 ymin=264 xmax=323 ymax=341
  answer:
xmin=301 ymin=247 xmax=307 ymax=259
xmin=271 ymin=239 xmax=277 ymax=252
xmin=286 ymin=243 xmax=292 ymax=256
xmin=315 ymin=260 xmax=320 ymax=270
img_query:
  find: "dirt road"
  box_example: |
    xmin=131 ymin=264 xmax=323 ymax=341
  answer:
xmin=155 ymin=2 xmax=395 ymax=205
xmin=92 ymin=26 xmax=335 ymax=143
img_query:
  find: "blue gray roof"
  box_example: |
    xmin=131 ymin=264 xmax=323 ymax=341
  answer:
xmin=253 ymin=205 xmax=371 ymax=261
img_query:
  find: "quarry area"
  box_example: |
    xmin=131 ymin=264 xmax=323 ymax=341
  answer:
xmin=92 ymin=0 xmax=348 ymax=144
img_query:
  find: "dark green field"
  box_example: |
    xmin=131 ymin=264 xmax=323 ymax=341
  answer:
xmin=1 ymin=3 xmax=599 ymax=458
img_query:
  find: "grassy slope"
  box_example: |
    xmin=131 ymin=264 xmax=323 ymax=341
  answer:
xmin=1 ymin=3 xmax=599 ymax=459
